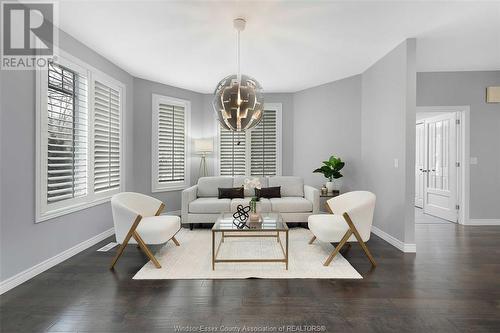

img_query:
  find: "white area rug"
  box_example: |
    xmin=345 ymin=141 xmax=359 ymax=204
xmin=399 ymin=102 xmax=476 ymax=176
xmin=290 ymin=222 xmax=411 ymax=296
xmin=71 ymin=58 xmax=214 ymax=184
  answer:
xmin=133 ymin=228 xmax=362 ymax=279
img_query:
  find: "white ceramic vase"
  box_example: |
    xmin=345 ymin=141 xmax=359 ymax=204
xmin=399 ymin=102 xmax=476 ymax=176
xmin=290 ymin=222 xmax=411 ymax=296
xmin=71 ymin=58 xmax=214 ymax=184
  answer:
xmin=326 ymin=179 xmax=342 ymax=192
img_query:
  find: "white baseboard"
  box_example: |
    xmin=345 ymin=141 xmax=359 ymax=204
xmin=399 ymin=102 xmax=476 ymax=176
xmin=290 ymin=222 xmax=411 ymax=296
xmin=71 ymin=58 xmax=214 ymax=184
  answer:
xmin=371 ymin=226 xmax=416 ymax=253
xmin=0 ymin=227 xmax=115 ymax=295
xmin=466 ymin=219 xmax=500 ymax=226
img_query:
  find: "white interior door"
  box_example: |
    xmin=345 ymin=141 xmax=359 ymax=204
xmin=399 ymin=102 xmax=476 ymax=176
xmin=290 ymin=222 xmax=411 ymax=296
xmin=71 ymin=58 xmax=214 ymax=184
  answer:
xmin=415 ymin=122 xmax=425 ymax=208
xmin=423 ymin=113 xmax=458 ymax=222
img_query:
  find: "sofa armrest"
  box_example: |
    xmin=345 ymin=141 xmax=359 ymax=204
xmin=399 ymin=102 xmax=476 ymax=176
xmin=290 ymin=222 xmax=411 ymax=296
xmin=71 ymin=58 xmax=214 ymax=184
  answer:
xmin=304 ymin=185 xmax=320 ymax=213
xmin=181 ymin=185 xmax=198 ymax=223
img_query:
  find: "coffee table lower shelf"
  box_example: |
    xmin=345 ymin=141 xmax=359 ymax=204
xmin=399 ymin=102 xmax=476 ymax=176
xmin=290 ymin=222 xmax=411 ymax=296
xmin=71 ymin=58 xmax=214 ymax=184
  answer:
xmin=211 ymin=230 xmax=289 ymax=270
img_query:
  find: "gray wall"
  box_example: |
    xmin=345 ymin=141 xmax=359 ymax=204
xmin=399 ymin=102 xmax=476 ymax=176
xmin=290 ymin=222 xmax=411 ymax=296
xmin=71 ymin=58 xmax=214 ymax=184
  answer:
xmin=361 ymin=39 xmax=416 ymax=245
xmin=0 ymin=30 xmax=134 ymax=281
xmin=417 ymin=71 xmax=500 ymax=219
xmin=292 ymin=75 xmax=362 ymax=191
xmin=132 ymin=78 xmax=205 ymax=212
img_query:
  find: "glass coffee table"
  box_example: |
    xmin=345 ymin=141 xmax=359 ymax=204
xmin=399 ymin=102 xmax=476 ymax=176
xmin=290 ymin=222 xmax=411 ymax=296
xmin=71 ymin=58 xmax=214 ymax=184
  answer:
xmin=211 ymin=212 xmax=289 ymax=270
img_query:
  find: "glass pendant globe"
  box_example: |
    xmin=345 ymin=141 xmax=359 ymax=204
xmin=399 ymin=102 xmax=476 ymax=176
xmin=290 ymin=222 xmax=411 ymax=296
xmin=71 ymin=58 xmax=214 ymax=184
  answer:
xmin=213 ymin=74 xmax=264 ymax=131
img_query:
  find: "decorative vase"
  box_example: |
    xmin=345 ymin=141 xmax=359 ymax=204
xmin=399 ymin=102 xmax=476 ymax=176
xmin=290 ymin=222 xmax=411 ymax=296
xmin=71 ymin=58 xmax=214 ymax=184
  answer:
xmin=249 ymin=198 xmax=261 ymax=222
xmin=325 ymin=181 xmax=334 ymax=193
xmin=249 ymin=199 xmax=257 ymax=213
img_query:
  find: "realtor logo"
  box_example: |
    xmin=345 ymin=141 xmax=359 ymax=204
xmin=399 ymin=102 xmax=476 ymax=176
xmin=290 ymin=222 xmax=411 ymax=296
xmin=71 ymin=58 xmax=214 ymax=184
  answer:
xmin=1 ymin=1 xmax=58 ymax=70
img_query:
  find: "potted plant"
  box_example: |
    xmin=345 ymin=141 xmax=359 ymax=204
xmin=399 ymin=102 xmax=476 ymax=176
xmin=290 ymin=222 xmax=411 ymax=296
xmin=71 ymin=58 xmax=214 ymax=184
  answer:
xmin=313 ymin=155 xmax=345 ymax=192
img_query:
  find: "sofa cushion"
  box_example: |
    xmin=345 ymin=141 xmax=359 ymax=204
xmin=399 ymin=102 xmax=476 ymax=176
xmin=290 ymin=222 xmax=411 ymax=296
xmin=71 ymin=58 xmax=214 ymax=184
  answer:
xmin=218 ymin=187 xmax=244 ymax=199
xmin=189 ymin=198 xmax=231 ymax=213
xmin=268 ymin=176 xmax=304 ymax=197
xmin=270 ymin=197 xmax=312 ymax=213
xmin=197 ymin=177 xmax=233 ymax=197
xmin=233 ymin=176 xmax=268 ymax=197
xmin=230 ymin=198 xmax=272 ymax=213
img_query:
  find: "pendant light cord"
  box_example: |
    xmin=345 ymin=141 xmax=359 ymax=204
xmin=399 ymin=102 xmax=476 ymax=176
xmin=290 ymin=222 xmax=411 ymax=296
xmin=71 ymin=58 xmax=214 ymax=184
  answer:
xmin=237 ymin=29 xmax=241 ymax=79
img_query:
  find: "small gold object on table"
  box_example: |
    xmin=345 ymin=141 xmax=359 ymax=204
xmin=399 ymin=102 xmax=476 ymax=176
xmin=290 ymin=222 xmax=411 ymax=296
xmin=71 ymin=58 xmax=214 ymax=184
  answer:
xmin=321 ymin=186 xmax=328 ymax=196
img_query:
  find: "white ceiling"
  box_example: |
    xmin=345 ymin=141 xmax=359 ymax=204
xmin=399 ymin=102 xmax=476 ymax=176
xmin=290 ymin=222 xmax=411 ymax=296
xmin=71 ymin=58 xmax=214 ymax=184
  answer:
xmin=58 ymin=1 xmax=500 ymax=93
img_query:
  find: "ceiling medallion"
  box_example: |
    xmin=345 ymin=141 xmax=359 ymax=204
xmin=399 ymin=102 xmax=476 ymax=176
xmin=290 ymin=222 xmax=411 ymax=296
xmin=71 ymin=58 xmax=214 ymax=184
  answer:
xmin=213 ymin=18 xmax=264 ymax=132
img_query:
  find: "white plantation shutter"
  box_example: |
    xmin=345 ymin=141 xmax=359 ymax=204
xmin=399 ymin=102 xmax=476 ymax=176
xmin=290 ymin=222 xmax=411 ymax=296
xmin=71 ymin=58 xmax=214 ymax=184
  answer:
xmin=217 ymin=104 xmax=281 ymax=176
xmin=46 ymin=62 xmax=88 ymax=203
xmin=250 ymin=109 xmax=277 ymax=176
xmin=219 ymin=127 xmax=246 ymax=176
xmin=158 ymin=103 xmax=186 ymax=183
xmin=151 ymin=95 xmax=190 ymax=192
xmin=93 ymin=80 xmax=121 ymax=193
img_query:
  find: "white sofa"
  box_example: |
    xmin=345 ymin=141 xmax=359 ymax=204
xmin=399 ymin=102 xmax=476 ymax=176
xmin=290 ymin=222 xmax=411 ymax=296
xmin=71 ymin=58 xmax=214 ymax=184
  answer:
xmin=181 ymin=176 xmax=319 ymax=226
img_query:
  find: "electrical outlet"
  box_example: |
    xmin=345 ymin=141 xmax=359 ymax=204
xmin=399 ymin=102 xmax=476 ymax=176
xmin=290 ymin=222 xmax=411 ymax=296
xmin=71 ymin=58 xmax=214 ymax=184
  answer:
xmin=394 ymin=158 xmax=399 ymax=168
xmin=470 ymin=157 xmax=478 ymax=165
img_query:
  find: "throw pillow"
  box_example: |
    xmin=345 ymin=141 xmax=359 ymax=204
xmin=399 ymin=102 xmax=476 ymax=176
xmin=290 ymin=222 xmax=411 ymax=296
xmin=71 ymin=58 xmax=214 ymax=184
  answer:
xmin=255 ymin=186 xmax=281 ymax=199
xmin=218 ymin=187 xmax=244 ymax=199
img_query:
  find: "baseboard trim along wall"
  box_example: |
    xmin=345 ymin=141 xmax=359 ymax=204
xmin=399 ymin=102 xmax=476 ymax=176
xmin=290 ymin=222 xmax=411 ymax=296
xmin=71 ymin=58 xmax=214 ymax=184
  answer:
xmin=371 ymin=226 xmax=416 ymax=253
xmin=466 ymin=219 xmax=500 ymax=226
xmin=0 ymin=228 xmax=115 ymax=295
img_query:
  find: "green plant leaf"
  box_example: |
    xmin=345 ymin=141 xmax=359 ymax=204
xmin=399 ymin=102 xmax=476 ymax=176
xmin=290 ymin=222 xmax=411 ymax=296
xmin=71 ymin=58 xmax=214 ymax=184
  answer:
xmin=332 ymin=171 xmax=343 ymax=179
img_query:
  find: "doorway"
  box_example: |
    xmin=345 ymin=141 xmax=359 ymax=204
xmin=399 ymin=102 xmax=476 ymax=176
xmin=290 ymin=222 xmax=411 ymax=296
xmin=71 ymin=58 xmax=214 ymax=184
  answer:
xmin=415 ymin=108 xmax=467 ymax=224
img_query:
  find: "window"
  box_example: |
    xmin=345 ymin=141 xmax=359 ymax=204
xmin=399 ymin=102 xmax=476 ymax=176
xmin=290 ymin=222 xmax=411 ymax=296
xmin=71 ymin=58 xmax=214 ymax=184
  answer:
xmin=152 ymin=94 xmax=190 ymax=192
xmin=217 ymin=103 xmax=282 ymax=176
xmin=46 ymin=62 xmax=88 ymax=204
xmin=36 ymin=53 xmax=125 ymax=222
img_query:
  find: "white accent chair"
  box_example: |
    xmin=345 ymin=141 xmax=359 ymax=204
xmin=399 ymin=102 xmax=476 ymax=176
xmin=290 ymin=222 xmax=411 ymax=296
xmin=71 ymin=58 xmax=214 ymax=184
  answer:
xmin=110 ymin=192 xmax=181 ymax=269
xmin=308 ymin=191 xmax=377 ymax=267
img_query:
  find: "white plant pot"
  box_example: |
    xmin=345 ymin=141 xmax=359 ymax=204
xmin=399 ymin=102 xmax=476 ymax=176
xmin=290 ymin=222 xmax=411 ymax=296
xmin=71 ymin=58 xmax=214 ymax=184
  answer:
xmin=326 ymin=180 xmax=342 ymax=192
xmin=332 ymin=179 xmax=342 ymax=191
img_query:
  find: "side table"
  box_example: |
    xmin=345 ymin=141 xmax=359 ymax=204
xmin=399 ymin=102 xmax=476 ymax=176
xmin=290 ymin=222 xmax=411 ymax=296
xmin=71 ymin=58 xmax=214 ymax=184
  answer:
xmin=320 ymin=190 xmax=340 ymax=213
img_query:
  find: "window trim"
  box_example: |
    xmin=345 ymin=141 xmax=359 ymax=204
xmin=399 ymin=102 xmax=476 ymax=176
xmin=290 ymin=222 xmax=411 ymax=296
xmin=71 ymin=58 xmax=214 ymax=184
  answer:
xmin=151 ymin=94 xmax=191 ymax=192
xmin=36 ymin=50 xmax=126 ymax=223
xmin=215 ymin=102 xmax=282 ymax=176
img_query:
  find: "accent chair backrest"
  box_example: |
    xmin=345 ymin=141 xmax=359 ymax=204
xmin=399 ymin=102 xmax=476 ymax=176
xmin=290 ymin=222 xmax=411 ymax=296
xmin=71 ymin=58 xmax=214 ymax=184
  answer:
xmin=327 ymin=191 xmax=376 ymax=241
xmin=111 ymin=192 xmax=163 ymax=243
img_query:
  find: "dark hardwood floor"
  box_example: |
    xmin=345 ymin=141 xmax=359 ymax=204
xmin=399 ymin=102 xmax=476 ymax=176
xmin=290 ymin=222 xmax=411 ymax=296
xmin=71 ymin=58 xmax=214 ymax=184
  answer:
xmin=1 ymin=223 xmax=500 ymax=332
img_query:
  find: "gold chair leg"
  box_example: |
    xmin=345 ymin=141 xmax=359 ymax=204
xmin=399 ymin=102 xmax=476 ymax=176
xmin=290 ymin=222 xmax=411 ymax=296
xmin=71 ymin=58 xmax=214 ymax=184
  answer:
xmin=343 ymin=212 xmax=377 ymax=267
xmin=171 ymin=236 xmax=180 ymax=246
xmin=110 ymin=214 xmax=143 ymax=270
xmin=155 ymin=203 xmax=165 ymax=216
xmin=133 ymin=232 xmax=161 ymax=268
xmin=324 ymin=230 xmax=352 ymax=266
xmin=308 ymin=235 xmax=316 ymax=244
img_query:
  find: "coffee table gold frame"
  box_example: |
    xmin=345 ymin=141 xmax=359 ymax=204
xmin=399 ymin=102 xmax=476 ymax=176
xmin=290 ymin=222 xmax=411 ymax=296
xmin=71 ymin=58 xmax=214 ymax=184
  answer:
xmin=211 ymin=222 xmax=289 ymax=271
